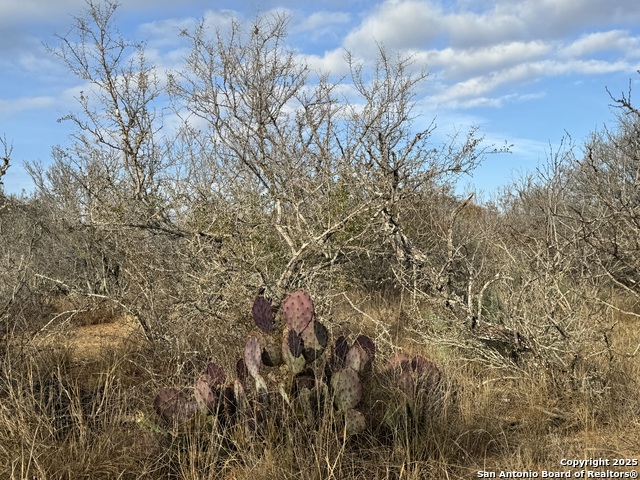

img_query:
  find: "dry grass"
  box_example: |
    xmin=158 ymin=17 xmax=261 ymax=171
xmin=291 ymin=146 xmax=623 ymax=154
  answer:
xmin=1 ymin=294 xmax=639 ymax=479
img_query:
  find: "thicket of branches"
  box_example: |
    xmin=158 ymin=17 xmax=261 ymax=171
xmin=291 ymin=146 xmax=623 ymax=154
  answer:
xmin=2 ymin=1 xmax=639 ymax=380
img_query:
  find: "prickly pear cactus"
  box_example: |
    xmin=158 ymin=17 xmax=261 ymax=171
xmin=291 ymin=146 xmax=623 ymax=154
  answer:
xmin=261 ymin=337 xmax=283 ymax=367
xmin=355 ymin=335 xmax=375 ymax=364
xmin=233 ymin=378 xmax=246 ymax=412
xmin=381 ymin=351 xmax=443 ymax=431
xmin=411 ymin=356 xmax=441 ymax=391
xmin=202 ymin=362 xmax=226 ymax=387
xmin=252 ymin=296 xmax=274 ymax=334
xmin=244 ymin=336 xmax=262 ymax=378
xmin=194 ymin=378 xmax=217 ymax=413
xmin=282 ymin=290 xmax=314 ymax=333
xmin=287 ymin=328 xmax=304 ymax=358
xmin=344 ymin=408 xmax=366 ymax=435
xmin=301 ymin=319 xmax=328 ymax=362
xmin=387 ymin=352 xmax=441 ymax=397
xmin=154 ymin=388 xmax=198 ymax=424
xmin=254 ymin=373 xmax=269 ymax=405
xmin=345 ymin=345 xmax=365 ymax=372
xmin=331 ymin=368 xmax=362 ymax=412
xmin=221 ymin=385 xmax=238 ymax=422
xmin=236 ymin=358 xmax=248 ymax=383
xmin=150 ymin=290 xmax=422 ymax=442
xmin=331 ymin=335 xmax=349 ymax=371
xmin=282 ymin=328 xmax=306 ymax=375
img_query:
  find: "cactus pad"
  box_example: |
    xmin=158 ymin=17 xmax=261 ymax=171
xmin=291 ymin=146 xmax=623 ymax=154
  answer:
xmin=252 ymin=296 xmax=274 ymax=334
xmin=222 ymin=385 xmax=237 ymax=420
xmin=236 ymin=358 xmax=248 ymax=383
xmin=331 ymin=368 xmax=362 ymax=412
xmin=254 ymin=373 xmax=269 ymax=404
xmin=233 ymin=378 xmax=246 ymax=411
xmin=203 ymin=362 xmax=226 ymax=387
xmin=411 ymin=355 xmax=441 ymax=391
xmin=386 ymin=352 xmax=442 ymax=398
xmin=301 ymin=320 xmax=328 ymax=362
xmin=291 ymin=372 xmax=316 ymax=397
xmin=332 ymin=335 xmax=349 ymax=370
xmin=282 ymin=330 xmax=306 ymax=375
xmin=194 ymin=378 xmax=217 ymax=412
xmin=262 ymin=341 xmax=283 ymax=367
xmin=345 ymin=345 xmax=364 ymax=372
xmin=355 ymin=335 xmax=376 ymax=363
xmin=344 ymin=408 xmax=366 ymax=435
xmin=282 ymin=290 xmax=314 ymax=333
xmin=244 ymin=336 xmax=262 ymax=378
xmin=287 ymin=329 xmax=304 ymax=358
xmin=396 ymin=370 xmax=415 ymax=396
xmin=154 ymin=388 xmax=198 ymax=424
xmin=387 ymin=351 xmax=412 ymax=375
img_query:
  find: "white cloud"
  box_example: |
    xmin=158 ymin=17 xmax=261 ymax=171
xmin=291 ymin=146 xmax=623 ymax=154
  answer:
xmin=426 ymin=57 xmax=637 ymax=110
xmin=421 ymin=40 xmax=551 ymax=80
xmin=291 ymin=10 xmax=350 ymax=37
xmin=444 ymin=10 xmax=526 ymax=48
xmin=561 ymin=30 xmax=640 ymax=58
xmin=298 ymin=48 xmax=350 ymax=75
xmin=0 ymin=96 xmax=57 ymax=116
xmin=324 ymin=0 xmax=638 ymax=111
xmin=344 ymin=0 xmax=444 ymax=56
xmin=138 ymin=17 xmax=198 ymax=47
xmin=0 ymin=0 xmax=84 ymax=23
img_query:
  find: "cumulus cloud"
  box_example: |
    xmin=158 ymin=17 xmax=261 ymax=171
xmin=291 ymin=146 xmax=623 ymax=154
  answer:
xmin=421 ymin=40 xmax=551 ymax=80
xmin=561 ymin=30 xmax=640 ymax=58
xmin=290 ymin=10 xmax=350 ymax=40
xmin=344 ymin=0 xmax=444 ymax=56
xmin=333 ymin=0 xmax=640 ymax=110
xmin=299 ymin=48 xmax=350 ymax=75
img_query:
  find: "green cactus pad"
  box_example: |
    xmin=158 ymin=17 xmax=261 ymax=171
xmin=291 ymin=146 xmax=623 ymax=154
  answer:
xmin=282 ymin=290 xmax=314 ymax=333
xmin=331 ymin=368 xmax=362 ymax=412
xmin=252 ymin=296 xmax=274 ymax=334
xmin=344 ymin=408 xmax=366 ymax=435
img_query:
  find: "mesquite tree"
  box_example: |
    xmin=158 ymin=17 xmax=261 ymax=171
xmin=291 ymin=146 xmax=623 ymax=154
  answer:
xmin=26 ymin=2 xmax=498 ymax=339
xmin=167 ymin=13 xmax=498 ymax=302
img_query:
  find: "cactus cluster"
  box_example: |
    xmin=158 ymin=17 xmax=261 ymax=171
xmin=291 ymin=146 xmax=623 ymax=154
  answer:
xmin=379 ymin=351 xmax=444 ymax=430
xmin=153 ymin=359 xmax=246 ymax=429
xmin=152 ymin=290 xmax=441 ymax=439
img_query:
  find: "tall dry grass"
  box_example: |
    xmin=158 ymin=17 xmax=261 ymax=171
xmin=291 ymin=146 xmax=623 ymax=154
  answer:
xmin=1 ymin=293 xmax=638 ymax=479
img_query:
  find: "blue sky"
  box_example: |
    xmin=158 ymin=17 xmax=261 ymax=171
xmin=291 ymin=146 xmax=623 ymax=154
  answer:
xmin=2 ymin=0 xmax=640 ymax=197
